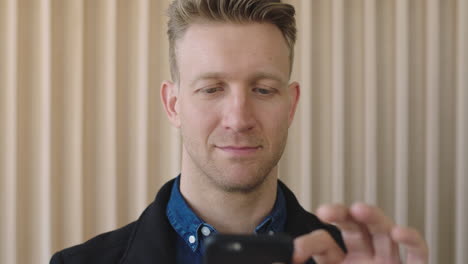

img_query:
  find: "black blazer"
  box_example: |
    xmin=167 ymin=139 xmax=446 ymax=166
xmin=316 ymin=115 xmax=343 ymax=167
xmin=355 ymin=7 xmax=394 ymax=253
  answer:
xmin=50 ymin=179 xmax=345 ymax=264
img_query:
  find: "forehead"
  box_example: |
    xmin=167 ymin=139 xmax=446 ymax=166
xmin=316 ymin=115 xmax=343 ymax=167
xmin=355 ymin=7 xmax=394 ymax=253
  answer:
xmin=176 ymin=22 xmax=290 ymax=85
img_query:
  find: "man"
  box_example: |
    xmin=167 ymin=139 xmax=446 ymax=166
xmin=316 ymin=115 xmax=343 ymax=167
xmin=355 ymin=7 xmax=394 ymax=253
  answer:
xmin=51 ymin=0 xmax=428 ymax=263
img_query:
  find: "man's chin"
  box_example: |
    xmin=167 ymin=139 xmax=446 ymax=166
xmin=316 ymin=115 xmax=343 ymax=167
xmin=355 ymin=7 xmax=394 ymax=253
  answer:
xmin=211 ymin=172 xmax=271 ymax=194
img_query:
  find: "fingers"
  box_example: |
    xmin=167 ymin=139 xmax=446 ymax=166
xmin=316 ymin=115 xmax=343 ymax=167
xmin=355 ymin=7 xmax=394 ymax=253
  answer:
xmin=317 ymin=204 xmax=360 ymax=231
xmin=318 ymin=203 xmax=394 ymax=234
xmin=392 ymin=226 xmax=428 ymax=264
xmin=349 ymin=203 xmax=394 ymax=234
xmin=316 ymin=204 xmax=374 ymax=255
xmin=317 ymin=203 xmax=400 ymax=261
xmin=293 ymin=230 xmax=345 ymax=264
xmin=317 ymin=203 xmax=428 ymax=264
xmin=349 ymin=203 xmax=400 ymax=260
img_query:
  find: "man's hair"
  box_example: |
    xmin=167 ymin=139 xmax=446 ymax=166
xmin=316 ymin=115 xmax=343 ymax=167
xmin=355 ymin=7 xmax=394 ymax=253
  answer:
xmin=167 ymin=0 xmax=296 ymax=82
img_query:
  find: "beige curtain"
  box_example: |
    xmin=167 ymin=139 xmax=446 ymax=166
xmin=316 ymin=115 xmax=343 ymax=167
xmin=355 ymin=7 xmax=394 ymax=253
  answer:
xmin=0 ymin=0 xmax=467 ymax=263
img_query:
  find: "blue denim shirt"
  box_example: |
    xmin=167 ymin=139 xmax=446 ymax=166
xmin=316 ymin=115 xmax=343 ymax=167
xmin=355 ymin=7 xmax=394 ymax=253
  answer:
xmin=166 ymin=175 xmax=287 ymax=264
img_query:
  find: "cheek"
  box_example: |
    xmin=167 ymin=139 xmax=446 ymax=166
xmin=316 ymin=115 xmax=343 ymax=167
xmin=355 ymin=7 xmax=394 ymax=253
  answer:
xmin=180 ymin=102 xmax=219 ymax=141
xmin=258 ymin=103 xmax=290 ymax=130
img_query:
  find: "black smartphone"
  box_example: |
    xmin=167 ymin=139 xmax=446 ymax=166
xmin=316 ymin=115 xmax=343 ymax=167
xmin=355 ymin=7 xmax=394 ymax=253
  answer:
xmin=203 ymin=234 xmax=293 ymax=264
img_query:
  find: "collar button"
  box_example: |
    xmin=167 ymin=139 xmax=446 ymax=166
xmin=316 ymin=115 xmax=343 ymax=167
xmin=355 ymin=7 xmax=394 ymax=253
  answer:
xmin=188 ymin=235 xmax=196 ymax=244
xmin=201 ymin=226 xmax=211 ymax=236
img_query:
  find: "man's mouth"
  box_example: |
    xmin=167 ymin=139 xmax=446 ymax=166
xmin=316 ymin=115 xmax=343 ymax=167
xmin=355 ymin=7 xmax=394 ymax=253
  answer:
xmin=215 ymin=145 xmax=262 ymax=155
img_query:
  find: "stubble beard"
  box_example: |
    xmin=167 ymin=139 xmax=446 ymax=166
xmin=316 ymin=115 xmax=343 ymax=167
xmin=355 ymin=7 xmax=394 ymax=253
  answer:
xmin=181 ymin=129 xmax=288 ymax=194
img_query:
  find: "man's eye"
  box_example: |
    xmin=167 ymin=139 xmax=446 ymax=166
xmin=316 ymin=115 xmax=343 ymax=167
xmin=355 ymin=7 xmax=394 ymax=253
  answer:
xmin=203 ymin=87 xmax=223 ymax=94
xmin=253 ymin=88 xmax=274 ymax=95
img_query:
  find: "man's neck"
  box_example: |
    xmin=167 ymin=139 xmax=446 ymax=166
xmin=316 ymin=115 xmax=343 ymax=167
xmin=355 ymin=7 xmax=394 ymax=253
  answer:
xmin=179 ymin=168 xmax=278 ymax=234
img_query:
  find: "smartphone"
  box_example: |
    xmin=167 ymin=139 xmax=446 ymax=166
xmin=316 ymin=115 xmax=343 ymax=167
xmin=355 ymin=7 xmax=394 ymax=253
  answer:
xmin=203 ymin=234 xmax=293 ymax=264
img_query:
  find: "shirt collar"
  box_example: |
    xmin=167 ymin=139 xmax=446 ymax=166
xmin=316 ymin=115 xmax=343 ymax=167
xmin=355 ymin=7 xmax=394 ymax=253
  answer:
xmin=166 ymin=175 xmax=287 ymax=252
xmin=255 ymin=183 xmax=287 ymax=235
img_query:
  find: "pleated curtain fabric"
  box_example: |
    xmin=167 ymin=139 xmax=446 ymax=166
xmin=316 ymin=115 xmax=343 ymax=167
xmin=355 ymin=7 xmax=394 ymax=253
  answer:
xmin=0 ymin=0 xmax=467 ymax=263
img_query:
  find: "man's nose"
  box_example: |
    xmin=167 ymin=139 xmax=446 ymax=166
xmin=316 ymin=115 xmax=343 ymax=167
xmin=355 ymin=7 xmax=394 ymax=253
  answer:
xmin=222 ymin=90 xmax=256 ymax=133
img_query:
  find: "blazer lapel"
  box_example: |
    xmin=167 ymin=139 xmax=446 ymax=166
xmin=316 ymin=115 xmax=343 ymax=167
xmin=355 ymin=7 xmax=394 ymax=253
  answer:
xmin=120 ymin=179 xmax=177 ymax=264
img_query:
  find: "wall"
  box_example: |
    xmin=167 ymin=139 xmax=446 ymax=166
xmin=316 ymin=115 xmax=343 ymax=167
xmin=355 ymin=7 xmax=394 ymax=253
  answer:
xmin=0 ymin=0 xmax=467 ymax=263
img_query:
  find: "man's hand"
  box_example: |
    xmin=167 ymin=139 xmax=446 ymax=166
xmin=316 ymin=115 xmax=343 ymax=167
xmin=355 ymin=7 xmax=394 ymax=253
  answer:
xmin=292 ymin=203 xmax=428 ymax=264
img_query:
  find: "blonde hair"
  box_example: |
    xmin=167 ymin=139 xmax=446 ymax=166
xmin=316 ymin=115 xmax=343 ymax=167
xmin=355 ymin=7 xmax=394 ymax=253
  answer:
xmin=167 ymin=0 xmax=296 ymax=82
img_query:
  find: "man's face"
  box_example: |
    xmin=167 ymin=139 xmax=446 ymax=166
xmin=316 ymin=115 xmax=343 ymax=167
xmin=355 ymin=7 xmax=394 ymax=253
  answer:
xmin=165 ymin=22 xmax=300 ymax=193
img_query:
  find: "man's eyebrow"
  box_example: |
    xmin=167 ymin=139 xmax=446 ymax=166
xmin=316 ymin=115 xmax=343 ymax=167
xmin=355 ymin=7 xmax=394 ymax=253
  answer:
xmin=249 ymin=72 xmax=287 ymax=85
xmin=190 ymin=71 xmax=287 ymax=86
xmin=190 ymin=72 xmax=227 ymax=86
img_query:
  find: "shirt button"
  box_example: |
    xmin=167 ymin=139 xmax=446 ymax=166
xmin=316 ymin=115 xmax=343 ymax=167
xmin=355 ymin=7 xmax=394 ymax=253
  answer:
xmin=201 ymin=226 xmax=211 ymax=236
xmin=188 ymin=235 xmax=196 ymax=244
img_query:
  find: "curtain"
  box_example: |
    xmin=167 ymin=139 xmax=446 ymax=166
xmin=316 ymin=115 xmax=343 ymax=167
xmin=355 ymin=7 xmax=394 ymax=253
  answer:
xmin=0 ymin=0 xmax=467 ymax=263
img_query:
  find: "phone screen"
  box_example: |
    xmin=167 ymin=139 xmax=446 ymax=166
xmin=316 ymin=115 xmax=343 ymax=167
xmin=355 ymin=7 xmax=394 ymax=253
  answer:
xmin=203 ymin=234 xmax=293 ymax=264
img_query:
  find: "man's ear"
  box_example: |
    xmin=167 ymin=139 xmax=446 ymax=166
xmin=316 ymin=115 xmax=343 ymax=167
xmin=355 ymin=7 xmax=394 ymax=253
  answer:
xmin=160 ymin=80 xmax=181 ymax=128
xmin=287 ymin=81 xmax=301 ymax=127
